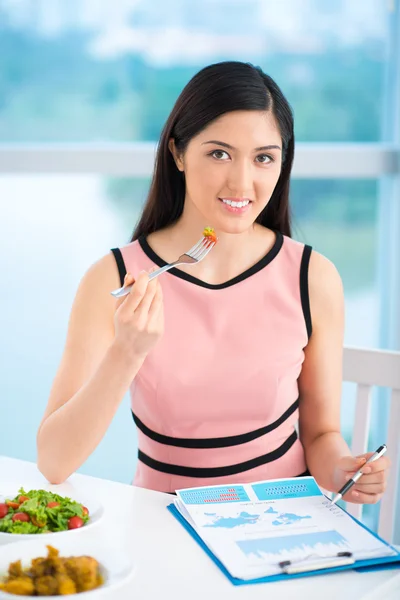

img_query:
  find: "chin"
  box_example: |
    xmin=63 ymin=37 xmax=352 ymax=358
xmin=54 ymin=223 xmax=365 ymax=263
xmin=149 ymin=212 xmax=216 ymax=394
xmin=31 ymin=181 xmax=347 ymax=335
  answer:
xmin=213 ymin=219 xmax=254 ymax=236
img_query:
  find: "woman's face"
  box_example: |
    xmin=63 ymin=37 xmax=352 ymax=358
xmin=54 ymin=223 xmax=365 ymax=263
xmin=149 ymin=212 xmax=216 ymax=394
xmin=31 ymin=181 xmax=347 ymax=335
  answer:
xmin=174 ymin=110 xmax=283 ymax=234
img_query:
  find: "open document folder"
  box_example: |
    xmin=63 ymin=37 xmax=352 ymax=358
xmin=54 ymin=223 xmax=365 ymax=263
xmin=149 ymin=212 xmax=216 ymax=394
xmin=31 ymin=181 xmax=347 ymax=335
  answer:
xmin=167 ymin=477 xmax=400 ymax=584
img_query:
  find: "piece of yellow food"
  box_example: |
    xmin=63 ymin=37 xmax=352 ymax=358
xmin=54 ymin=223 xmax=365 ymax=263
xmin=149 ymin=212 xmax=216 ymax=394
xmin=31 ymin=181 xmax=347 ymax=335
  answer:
xmin=203 ymin=227 xmax=217 ymax=244
xmin=0 ymin=545 xmax=103 ymax=596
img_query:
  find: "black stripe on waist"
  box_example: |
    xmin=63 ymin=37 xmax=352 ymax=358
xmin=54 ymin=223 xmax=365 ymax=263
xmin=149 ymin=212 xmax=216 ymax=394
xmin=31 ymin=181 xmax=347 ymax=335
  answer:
xmin=132 ymin=398 xmax=299 ymax=449
xmin=138 ymin=430 xmax=298 ymax=478
xmin=164 ymin=468 xmax=310 ymax=493
xmin=296 ymin=469 xmax=311 ymax=477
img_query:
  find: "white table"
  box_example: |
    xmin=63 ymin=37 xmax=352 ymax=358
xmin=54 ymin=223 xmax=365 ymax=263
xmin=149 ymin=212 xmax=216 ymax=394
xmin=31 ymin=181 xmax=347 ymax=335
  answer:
xmin=0 ymin=456 xmax=399 ymax=600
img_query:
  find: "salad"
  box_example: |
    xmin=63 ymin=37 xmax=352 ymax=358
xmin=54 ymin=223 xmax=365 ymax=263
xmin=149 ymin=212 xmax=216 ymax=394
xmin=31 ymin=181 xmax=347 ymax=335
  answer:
xmin=203 ymin=227 xmax=217 ymax=244
xmin=0 ymin=488 xmax=89 ymax=534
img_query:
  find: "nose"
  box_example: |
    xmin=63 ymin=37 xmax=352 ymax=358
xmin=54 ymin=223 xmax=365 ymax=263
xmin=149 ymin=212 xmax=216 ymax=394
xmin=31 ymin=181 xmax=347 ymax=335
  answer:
xmin=226 ymin=158 xmax=254 ymax=197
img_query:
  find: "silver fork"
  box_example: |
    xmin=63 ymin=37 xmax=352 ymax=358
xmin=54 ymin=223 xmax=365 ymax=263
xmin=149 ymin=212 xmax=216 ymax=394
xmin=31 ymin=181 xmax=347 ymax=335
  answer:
xmin=110 ymin=235 xmax=216 ymax=298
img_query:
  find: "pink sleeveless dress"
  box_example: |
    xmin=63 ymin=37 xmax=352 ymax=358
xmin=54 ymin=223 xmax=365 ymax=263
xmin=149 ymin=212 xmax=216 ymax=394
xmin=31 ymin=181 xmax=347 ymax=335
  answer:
xmin=111 ymin=231 xmax=312 ymax=493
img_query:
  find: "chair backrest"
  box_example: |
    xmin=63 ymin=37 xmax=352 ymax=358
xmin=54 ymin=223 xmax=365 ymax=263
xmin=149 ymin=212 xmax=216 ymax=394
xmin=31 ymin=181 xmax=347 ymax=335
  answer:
xmin=343 ymin=346 xmax=400 ymax=543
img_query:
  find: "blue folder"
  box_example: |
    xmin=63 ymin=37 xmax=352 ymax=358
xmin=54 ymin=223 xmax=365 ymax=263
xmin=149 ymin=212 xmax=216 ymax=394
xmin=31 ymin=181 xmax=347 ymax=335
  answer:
xmin=167 ymin=503 xmax=400 ymax=585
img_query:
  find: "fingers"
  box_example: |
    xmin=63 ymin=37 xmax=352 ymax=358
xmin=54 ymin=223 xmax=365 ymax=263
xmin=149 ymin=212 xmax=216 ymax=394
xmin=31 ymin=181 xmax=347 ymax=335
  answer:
xmin=356 ymin=451 xmax=375 ymax=461
xmin=119 ymin=271 xmax=151 ymax=313
xmin=354 ymin=483 xmax=386 ymax=495
xmin=115 ymin=273 xmax=135 ymax=309
xmin=135 ymin=276 xmax=158 ymax=322
xmin=339 ymin=456 xmax=367 ymax=473
xmin=343 ymin=456 xmax=390 ymax=504
xmin=345 ymin=489 xmax=384 ymax=504
xmin=116 ymin=268 xmax=163 ymax=329
xmin=360 ymin=455 xmax=391 ymax=475
xmin=354 ymin=470 xmax=386 ymax=485
xmin=147 ymin=280 xmax=163 ymax=324
xmin=353 ymin=469 xmax=387 ymax=497
xmin=341 ymin=455 xmax=390 ymax=478
xmin=338 ymin=452 xmax=390 ymax=505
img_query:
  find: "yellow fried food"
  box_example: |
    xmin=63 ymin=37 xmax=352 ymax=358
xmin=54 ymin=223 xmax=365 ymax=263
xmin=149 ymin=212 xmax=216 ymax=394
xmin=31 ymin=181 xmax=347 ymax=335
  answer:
xmin=0 ymin=576 xmax=35 ymax=596
xmin=0 ymin=545 xmax=103 ymax=596
xmin=35 ymin=575 xmax=59 ymax=596
xmin=56 ymin=574 xmax=77 ymax=595
xmin=30 ymin=552 xmax=66 ymax=579
xmin=8 ymin=559 xmax=24 ymax=579
xmin=46 ymin=546 xmax=59 ymax=561
xmin=64 ymin=556 xmax=99 ymax=592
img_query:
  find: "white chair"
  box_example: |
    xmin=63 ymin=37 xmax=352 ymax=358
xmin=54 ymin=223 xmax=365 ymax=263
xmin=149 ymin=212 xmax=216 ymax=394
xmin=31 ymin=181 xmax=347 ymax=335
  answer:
xmin=342 ymin=346 xmax=400 ymax=544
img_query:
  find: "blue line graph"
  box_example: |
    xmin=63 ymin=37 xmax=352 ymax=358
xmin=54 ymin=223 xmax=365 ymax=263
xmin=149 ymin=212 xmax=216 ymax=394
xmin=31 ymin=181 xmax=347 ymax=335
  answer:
xmin=236 ymin=530 xmax=349 ymax=559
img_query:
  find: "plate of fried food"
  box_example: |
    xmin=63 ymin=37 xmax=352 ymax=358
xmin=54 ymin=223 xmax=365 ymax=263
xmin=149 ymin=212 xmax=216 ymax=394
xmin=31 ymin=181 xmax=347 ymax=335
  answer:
xmin=0 ymin=487 xmax=103 ymax=542
xmin=0 ymin=540 xmax=135 ymax=597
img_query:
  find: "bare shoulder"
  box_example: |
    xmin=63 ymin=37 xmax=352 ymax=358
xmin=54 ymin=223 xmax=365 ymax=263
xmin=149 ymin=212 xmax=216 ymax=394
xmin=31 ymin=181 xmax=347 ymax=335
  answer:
xmin=70 ymin=251 xmax=122 ymax=325
xmin=308 ymin=250 xmax=344 ymax=328
xmin=59 ymin=251 xmax=122 ymax=371
xmin=308 ymin=250 xmax=343 ymax=292
xmin=77 ymin=251 xmax=121 ymax=295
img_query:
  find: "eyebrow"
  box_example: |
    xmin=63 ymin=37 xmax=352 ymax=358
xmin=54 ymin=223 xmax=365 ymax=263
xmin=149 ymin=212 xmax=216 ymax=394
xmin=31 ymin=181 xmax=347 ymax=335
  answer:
xmin=201 ymin=140 xmax=281 ymax=152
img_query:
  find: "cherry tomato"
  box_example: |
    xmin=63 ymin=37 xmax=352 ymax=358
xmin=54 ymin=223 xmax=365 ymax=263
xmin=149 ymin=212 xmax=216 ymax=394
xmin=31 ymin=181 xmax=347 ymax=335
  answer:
xmin=31 ymin=515 xmax=45 ymax=528
xmin=18 ymin=495 xmax=30 ymax=504
xmin=6 ymin=501 xmax=20 ymax=510
xmin=0 ymin=503 xmax=8 ymax=519
xmin=203 ymin=227 xmax=218 ymax=244
xmin=68 ymin=516 xmax=84 ymax=530
xmin=12 ymin=512 xmax=30 ymax=523
xmin=47 ymin=501 xmax=60 ymax=509
xmin=82 ymin=506 xmax=89 ymax=516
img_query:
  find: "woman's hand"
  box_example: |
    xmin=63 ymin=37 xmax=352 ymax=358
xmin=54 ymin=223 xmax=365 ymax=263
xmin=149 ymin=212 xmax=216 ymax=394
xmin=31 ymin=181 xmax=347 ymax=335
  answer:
xmin=113 ymin=270 xmax=164 ymax=361
xmin=333 ymin=453 xmax=391 ymax=504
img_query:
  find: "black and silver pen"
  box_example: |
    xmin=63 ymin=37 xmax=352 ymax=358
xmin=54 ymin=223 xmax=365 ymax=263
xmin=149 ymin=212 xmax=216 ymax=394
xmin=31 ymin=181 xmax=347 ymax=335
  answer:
xmin=330 ymin=444 xmax=387 ymax=505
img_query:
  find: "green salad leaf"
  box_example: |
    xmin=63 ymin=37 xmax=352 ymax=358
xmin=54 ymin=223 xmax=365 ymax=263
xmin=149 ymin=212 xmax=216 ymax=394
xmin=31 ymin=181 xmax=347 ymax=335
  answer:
xmin=0 ymin=487 xmax=90 ymax=534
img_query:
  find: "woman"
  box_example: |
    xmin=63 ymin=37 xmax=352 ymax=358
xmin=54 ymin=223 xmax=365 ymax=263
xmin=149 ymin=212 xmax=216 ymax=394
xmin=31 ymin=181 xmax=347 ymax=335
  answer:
xmin=37 ymin=61 xmax=389 ymax=502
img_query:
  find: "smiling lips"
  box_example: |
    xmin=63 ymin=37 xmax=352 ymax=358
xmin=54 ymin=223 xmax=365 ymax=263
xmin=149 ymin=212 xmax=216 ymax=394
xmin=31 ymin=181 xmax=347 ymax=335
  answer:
xmin=218 ymin=197 xmax=252 ymax=213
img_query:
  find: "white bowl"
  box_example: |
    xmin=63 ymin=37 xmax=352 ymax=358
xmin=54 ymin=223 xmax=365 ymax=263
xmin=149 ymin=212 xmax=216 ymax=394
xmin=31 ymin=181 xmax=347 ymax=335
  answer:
xmin=0 ymin=537 xmax=135 ymax=598
xmin=0 ymin=486 xmax=104 ymax=544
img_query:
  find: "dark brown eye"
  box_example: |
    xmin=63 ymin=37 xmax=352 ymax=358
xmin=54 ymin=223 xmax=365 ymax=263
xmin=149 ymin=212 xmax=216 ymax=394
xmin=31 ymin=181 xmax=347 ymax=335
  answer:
xmin=255 ymin=154 xmax=273 ymax=164
xmin=210 ymin=150 xmax=230 ymax=160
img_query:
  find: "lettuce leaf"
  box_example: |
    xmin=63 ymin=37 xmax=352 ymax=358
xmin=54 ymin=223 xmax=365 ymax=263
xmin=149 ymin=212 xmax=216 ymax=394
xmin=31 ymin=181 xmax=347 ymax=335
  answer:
xmin=0 ymin=488 xmax=89 ymax=534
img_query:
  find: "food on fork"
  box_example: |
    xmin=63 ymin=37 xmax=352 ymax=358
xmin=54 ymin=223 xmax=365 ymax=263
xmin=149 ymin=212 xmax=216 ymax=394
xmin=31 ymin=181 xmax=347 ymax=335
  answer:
xmin=203 ymin=227 xmax=218 ymax=244
xmin=0 ymin=489 xmax=89 ymax=534
xmin=0 ymin=545 xmax=104 ymax=596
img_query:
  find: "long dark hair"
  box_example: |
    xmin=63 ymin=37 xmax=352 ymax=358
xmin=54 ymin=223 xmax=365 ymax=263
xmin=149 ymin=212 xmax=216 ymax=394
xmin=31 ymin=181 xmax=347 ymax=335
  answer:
xmin=132 ymin=61 xmax=294 ymax=241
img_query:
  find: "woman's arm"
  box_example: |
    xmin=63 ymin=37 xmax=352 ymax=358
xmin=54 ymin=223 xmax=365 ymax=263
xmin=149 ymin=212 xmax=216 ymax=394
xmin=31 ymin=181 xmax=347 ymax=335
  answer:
xmin=37 ymin=258 xmax=163 ymax=484
xmin=298 ymin=251 xmax=389 ymax=503
xmin=298 ymin=250 xmax=348 ymax=491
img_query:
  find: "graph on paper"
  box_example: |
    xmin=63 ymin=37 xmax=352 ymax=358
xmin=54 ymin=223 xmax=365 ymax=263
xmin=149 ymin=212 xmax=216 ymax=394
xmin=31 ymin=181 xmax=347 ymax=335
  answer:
xmin=203 ymin=506 xmax=312 ymax=529
xmin=178 ymin=485 xmax=250 ymax=505
xmin=236 ymin=529 xmax=350 ymax=561
xmin=174 ymin=477 xmax=398 ymax=580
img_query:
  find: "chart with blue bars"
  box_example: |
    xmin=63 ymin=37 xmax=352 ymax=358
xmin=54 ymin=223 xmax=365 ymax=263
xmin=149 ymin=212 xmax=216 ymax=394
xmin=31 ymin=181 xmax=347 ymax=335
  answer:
xmin=236 ymin=530 xmax=349 ymax=560
xmin=179 ymin=485 xmax=250 ymax=505
xmin=251 ymin=478 xmax=322 ymax=500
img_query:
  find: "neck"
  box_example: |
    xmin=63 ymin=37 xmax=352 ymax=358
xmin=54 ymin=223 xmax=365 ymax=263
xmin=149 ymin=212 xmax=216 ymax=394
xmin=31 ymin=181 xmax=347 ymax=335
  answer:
xmin=173 ymin=200 xmax=259 ymax=252
xmin=156 ymin=202 xmax=273 ymax=284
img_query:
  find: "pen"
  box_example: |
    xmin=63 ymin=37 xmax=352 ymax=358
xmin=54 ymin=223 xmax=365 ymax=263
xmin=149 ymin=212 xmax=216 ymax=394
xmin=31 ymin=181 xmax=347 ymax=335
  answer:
xmin=330 ymin=444 xmax=387 ymax=505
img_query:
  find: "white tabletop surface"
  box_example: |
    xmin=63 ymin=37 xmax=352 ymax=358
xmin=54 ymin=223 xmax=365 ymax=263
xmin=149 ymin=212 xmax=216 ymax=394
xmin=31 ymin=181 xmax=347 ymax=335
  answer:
xmin=0 ymin=455 xmax=399 ymax=600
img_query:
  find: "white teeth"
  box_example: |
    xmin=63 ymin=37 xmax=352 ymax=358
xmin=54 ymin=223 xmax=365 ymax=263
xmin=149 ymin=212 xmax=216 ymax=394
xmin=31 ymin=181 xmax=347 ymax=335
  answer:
xmin=221 ymin=199 xmax=250 ymax=208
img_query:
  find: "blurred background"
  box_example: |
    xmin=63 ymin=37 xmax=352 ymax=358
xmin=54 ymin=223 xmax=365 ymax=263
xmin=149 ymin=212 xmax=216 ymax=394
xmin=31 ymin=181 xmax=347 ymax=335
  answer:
xmin=0 ymin=0 xmax=399 ymax=534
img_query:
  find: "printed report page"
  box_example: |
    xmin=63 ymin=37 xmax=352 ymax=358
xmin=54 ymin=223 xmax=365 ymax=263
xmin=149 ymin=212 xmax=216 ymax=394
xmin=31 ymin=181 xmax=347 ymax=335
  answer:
xmin=175 ymin=477 xmax=396 ymax=580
